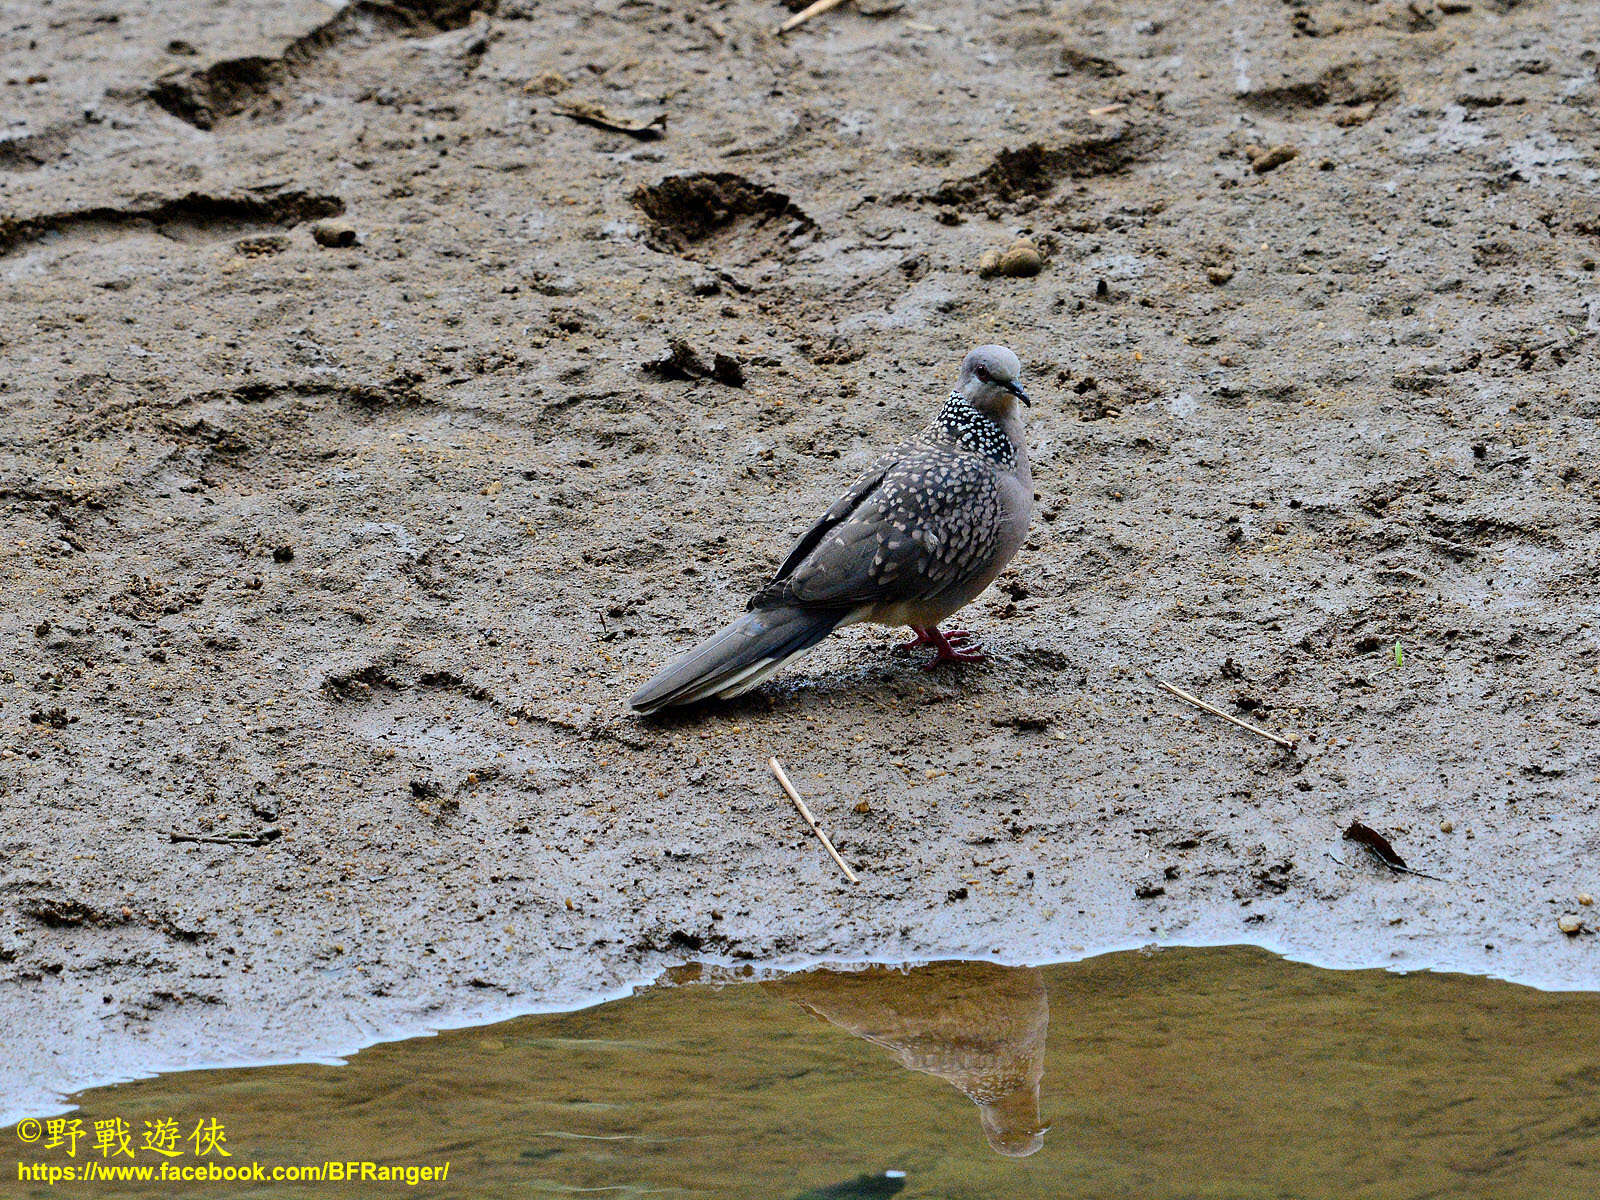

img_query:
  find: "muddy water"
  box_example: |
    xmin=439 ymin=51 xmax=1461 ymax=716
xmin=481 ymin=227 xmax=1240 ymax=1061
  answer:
xmin=13 ymin=946 xmax=1600 ymax=1198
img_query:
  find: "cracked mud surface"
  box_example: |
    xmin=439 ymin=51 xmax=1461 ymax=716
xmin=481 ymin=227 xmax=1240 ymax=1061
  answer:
xmin=2 ymin=0 xmax=1598 ymax=1117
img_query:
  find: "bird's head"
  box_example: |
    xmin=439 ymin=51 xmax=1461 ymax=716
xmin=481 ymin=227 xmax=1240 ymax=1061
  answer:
xmin=956 ymin=344 xmax=1030 ymax=416
xmin=977 ymin=1083 xmax=1048 ymax=1158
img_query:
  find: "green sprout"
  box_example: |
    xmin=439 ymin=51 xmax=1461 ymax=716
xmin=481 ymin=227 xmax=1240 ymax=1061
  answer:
xmin=1394 ymin=641 xmax=1404 ymax=669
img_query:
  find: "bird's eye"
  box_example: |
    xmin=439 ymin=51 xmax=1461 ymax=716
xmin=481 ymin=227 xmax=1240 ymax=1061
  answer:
xmin=975 ymin=366 xmax=990 ymax=381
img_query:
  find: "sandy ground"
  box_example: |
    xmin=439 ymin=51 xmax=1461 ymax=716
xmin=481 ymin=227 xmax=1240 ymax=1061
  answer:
xmin=2 ymin=0 xmax=1598 ymax=1120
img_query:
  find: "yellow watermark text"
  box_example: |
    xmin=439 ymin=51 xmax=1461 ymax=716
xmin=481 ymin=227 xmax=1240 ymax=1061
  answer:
xmin=16 ymin=1116 xmax=231 ymax=1160
xmin=16 ymin=1160 xmax=451 ymax=1186
xmin=14 ymin=1115 xmax=449 ymax=1187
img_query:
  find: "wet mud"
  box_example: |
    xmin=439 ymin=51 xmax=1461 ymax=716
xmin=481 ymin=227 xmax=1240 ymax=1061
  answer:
xmin=2 ymin=0 xmax=1598 ymax=1116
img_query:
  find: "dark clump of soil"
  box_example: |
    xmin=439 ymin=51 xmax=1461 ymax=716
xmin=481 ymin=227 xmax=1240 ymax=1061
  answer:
xmin=643 ymin=340 xmax=746 ymax=388
xmin=1055 ymin=46 xmax=1125 ymax=77
xmin=20 ymin=897 xmax=127 ymax=929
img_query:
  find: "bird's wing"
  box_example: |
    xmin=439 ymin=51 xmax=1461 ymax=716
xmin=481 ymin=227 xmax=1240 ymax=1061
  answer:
xmin=756 ymin=448 xmax=1006 ymax=612
xmin=763 ymin=455 xmax=896 ymax=591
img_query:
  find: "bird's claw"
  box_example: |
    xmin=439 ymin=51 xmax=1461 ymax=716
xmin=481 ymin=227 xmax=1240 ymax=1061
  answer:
xmin=900 ymin=625 xmax=975 ymax=649
xmin=923 ymin=646 xmax=985 ymax=668
xmin=922 ymin=626 xmax=985 ymax=666
xmin=899 ymin=625 xmax=984 ymax=665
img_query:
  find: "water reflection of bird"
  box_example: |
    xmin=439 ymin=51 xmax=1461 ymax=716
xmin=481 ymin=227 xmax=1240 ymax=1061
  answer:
xmin=773 ymin=962 xmax=1049 ymax=1158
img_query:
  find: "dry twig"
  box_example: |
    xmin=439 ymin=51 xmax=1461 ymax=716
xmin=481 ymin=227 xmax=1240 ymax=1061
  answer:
xmin=1150 ymin=675 xmax=1298 ymax=749
xmin=169 ymin=828 xmax=281 ymax=847
xmin=770 ymin=756 xmax=859 ymax=883
xmin=553 ymin=101 xmax=667 ymax=140
xmin=777 ymin=0 xmax=850 ymax=36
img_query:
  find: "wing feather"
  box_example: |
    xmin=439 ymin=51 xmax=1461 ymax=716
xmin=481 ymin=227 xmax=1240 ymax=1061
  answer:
xmin=766 ymin=459 xmax=892 ymax=588
xmin=756 ymin=448 xmax=1005 ymax=612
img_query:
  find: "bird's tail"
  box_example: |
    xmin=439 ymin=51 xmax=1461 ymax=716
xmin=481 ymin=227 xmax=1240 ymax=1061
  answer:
xmin=628 ymin=605 xmax=845 ymax=714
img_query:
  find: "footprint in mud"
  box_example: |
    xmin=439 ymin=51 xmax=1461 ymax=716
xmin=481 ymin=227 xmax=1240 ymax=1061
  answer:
xmin=923 ymin=124 xmax=1160 ymax=209
xmin=0 ymin=190 xmax=344 ymax=261
xmin=0 ymin=125 xmax=74 ymax=172
xmin=1237 ymin=60 xmax=1398 ymax=118
xmin=631 ymin=171 xmax=817 ymax=269
xmin=148 ymin=0 xmax=495 ymax=129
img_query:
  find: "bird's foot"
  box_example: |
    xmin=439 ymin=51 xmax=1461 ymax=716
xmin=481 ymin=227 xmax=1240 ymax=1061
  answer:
xmin=922 ymin=626 xmax=985 ymax=668
xmin=899 ymin=626 xmax=976 ymax=649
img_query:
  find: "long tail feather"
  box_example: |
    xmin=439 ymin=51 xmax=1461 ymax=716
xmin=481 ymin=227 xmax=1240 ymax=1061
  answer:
xmin=628 ymin=606 xmax=844 ymax=714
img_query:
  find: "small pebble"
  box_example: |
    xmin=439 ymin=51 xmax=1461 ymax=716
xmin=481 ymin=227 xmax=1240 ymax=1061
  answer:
xmin=1579 ymin=893 xmax=1594 ymax=906
xmin=1440 ymin=820 xmax=1454 ymax=833
xmin=978 ymin=239 xmax=1043 ymax=279
xmin=1207 ymin=265 xmax=1235 ymax=286
xmin=1558 ymin=915 xmax=1583 ymax=936
xmin=311 ymin=218 xmax=358 ymax=248
xmin=997 ymin=239 xmax=1044 ymax=277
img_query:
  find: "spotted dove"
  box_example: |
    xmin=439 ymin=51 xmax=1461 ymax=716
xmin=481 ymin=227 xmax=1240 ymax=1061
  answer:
xmin=629 ymin=345 xmax=1033 ymax=713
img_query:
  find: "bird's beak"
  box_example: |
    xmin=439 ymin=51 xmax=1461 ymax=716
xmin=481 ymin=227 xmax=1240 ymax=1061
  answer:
xmin=1004 ymin=380 xmax=1031 ymax=407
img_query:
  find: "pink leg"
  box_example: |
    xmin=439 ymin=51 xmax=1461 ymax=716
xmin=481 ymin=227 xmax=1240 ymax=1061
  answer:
xmin=922 ymin=624 xmax=985 ymax=668
xmin=900 ymin=626 xmax=977 ymax=649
